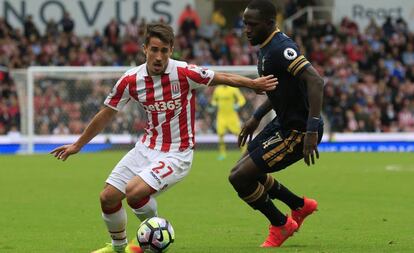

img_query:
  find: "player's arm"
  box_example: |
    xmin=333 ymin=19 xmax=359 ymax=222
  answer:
xmin=278 ymin=45 xmax=324 ymax=165
xmin=238 ymin=99 xmax=272 ymax=147
xmin=211 ymin=72 xmax=277 ymax=91
xmin=298 ymin=65 xmax=324 ymax=166
xmin=50 ymin=106 xmax=117 ymax=161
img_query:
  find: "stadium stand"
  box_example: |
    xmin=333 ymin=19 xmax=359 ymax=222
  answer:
xmin=0 ymin=3 xmax=413 ymax=136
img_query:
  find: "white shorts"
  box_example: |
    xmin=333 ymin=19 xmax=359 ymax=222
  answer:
xmin=106 ymin=145 xmax=194 ymax=194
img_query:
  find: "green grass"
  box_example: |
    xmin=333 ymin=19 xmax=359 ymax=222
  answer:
xmin=1 ymin=151 xmax=414 ymax=253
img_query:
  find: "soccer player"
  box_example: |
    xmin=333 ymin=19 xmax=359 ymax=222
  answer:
xmin=50 ymin=23 xmax=277 ymax=253
xmin=228 ymin=0 xmax=324 ymax=248
xmin=211 ymin=85 xmax=246 ymax=160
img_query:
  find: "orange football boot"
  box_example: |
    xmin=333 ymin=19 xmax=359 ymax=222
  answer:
xmin=291 ymin=197 xmax=318 ymax=230
xmin=260 ymin=216 xmax=298 ymax=247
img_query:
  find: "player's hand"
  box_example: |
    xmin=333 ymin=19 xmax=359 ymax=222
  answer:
xmin=253 ymin=75 xmax=277 ymax=91
xmin=303 ymin=132 xmax=319 ymax=166
xmin=50 ymin=143 xmax=81 ymax=161
xmin=238 ymin=117 xmax=260 ymax=147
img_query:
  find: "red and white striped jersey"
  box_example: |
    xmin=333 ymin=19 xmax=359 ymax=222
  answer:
xmin=104 ymin=59 xmax=215 ymax=152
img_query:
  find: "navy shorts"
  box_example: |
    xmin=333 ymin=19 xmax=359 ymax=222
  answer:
xmin=247 ymin=118 xmax=323 ymax=173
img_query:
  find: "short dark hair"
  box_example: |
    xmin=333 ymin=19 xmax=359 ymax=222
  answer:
xmin=247 ymin=0 xmax=277 ymax=21
xmin=144 ymin=23 xmax=174 ymax=47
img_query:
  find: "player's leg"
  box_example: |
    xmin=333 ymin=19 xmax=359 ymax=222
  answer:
xmin=228 ymin=116 xmax=246 ymax=154
xmin=125 ymin=176 xmax=158 ymax=221
xmin=229 ymin=155 xmax=297 ymax=247
xmin=253 ymin=129 xmax=308 ymax=209
xmin=258 ymin=173 xmax=304 ymax=210
xmin=230 ymin=156 xmax=287 ymax=226
xmin=123 ymin=179 xmax=157 ymax=252
xmin=257 ymin=173 xmax=317 ymax=229
xmin=229 ymin=120 xmax=303 ymax=247
xmin=257 ymin=124 xmax=324 ymax=229
xmin=93 ymin=148 xmax=145 ymax=253
xmin=216 ymin=116 xmax=227 ymax=160
xmin=257 ymin=129 xmax=316 ymax=233
xmin=126 ymin=145 xmax=193 ymax=220
xmin=93 ymin=184 xmax=127 ymax=253
xmin=218 ymin=134 xmax=226 ymax=160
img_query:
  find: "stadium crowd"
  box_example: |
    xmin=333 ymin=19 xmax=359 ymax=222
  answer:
xmin=0 ymin=2 xmax=413 ymax=136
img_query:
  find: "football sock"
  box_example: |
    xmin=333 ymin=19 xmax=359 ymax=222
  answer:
xmin=259 ymin=174 xmax=304 ymax=210
xmin=102 ymin=205 xmax=128 ymax=246
xmin=239 ymin=182 xmax=287 ymax=226
xmin=218 ymin=135 xmax=226 ymax=157
xmin=129 ymin=196 xmax=158 ymax=221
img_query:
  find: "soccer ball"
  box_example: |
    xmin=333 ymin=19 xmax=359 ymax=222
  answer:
xmin=137 ymin=217 xmax=175 ymax=253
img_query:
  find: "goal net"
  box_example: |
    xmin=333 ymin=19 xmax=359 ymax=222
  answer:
xmin=11 ymin=66 xmax=265 ymax=154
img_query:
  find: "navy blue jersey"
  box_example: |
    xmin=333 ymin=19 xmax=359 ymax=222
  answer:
xmin=258 ymin=30 xmax=311 ymax=131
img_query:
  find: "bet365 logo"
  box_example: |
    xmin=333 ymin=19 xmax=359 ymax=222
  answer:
xmin=143 ymin=99 xmax=182 ymax=112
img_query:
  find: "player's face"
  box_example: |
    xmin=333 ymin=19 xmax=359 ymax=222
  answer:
xmin=144 ymin=37 xmax=173 ymax=76
xmin=243 ymin=8 xmax=270 ymax=46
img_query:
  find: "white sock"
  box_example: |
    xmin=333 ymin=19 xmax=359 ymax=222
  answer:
xmin=102 ymin=206 xmax=128 ymax=246
xmin=131 ymin=196 xmax=158 ymax=221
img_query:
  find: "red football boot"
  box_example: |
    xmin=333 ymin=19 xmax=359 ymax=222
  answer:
xmin=126 ymin=238 xmax=144 ymax=253
xmin=260 ymin=216 xmax=298 ymax=247
xmin=291 ymin=197 xmax=318 ymax=230
xmin=127 ymin=244 xmax=143 ymax=253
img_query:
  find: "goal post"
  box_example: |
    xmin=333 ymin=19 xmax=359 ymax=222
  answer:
xmin=13 ymin=65 xmax=259 ymax=154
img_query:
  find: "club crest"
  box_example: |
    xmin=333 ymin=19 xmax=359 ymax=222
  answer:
xmin=171 ymin=81 xmax=180 ymax=95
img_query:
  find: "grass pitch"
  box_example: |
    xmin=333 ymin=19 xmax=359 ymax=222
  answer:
xmin=0 ymin=151 xmax=413 ymax=253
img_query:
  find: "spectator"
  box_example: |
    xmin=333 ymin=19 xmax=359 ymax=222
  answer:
xmin=398 ymin=99 xmax=414 ymax=131
xmin=0 ymin=17 xmax=13 ymax=38
xmin=177 ymin=4 xmax=201 ymax=29
xmin=60 ymin=12 xmax=75 ymax=34
xmin=23 ymin=15 xmax=40 ymax=39
xmin=122 ymin=36 xmax=140 ymax=55
xmin=45 ymin=19 xmax=59 ymax=37
xmin=340 ymin=16 xmax=359 ymax=36
xmin=180 ymin=17 xmax=198 ymax=38
xmin=382 ymin=16 xmax=395 ymax=37
xmin=233 ymin=11 xmax=244 ymax=37
xmin=211 ymin=8 xmax=226 ymax=28
xmin=104 ymin=19 xmax=120 ymax=50
xmin=7 ymin=125 xmax=21 ymax=138
xmin=395 ymin=17 xmax=408 ymax=34
xmin=2 ymin=11 xmax=414 ymax=136
xmin=198 ymin=20 xmax=219 ymax=41
xmin=53 ymin=122 xmax=70 ymax=135
xmin=364 ymin=18 xmax=379 ymax=36
xmin=402 ymin=43 xmax=414 ymax=66
xmin=125 ymin=17 xmax=139 ymax=39
xmin=320 ymin=18 xmax=336 ymax=43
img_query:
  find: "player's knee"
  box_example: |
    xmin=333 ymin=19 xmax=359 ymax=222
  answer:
xmin=228 ymin=165 xmax=246 ymax=189
xmin=125 ymin=184 xmax=146 ymax=205
xmin=125 ymin=184 xmax=138 ymax=200
xmin=99 ymin=189 xmax=119 ymax=210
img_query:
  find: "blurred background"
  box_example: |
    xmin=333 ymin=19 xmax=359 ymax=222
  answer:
xmin=0 ymin=0 xmax=413 ymax=154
